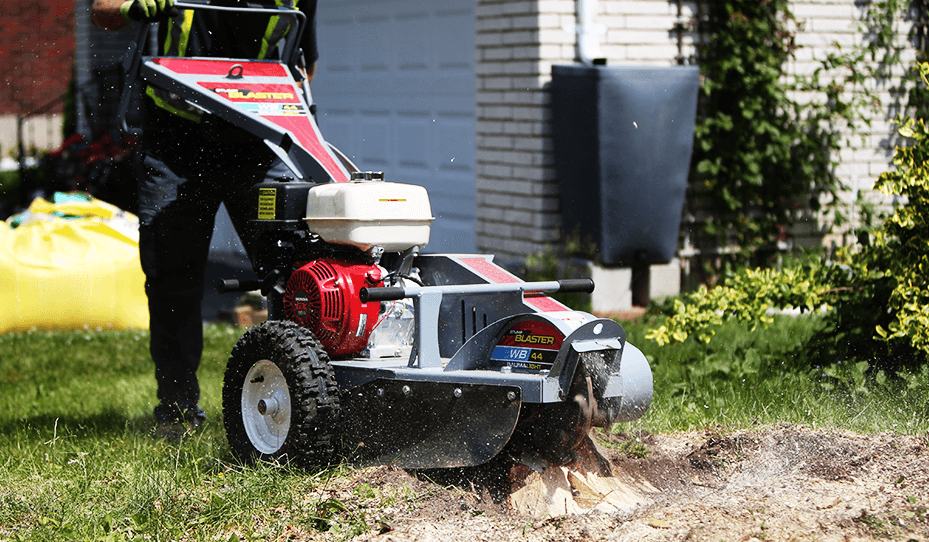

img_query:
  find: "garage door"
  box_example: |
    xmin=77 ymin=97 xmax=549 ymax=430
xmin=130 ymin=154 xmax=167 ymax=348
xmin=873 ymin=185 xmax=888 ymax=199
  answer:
xmin=310 ymin=0 xmax=477 ymax=253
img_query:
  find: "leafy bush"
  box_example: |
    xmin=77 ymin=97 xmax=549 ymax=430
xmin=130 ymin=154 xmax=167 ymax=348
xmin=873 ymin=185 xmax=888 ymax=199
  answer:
xmin=649 ymin=64 xmax=929 ymax=369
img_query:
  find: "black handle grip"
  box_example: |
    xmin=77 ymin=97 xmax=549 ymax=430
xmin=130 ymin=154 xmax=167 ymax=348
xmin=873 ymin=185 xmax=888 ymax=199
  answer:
xmin=217 ymin=278 xmax=261 ymax=294
xmin=360 ymin=287 xmax=406 ymax=303
xmin=557 ymin=279 xmax=595 ymax=293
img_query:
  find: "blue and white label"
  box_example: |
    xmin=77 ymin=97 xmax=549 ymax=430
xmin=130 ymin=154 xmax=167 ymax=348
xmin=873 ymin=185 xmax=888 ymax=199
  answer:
xmin=491 ymin=345 xmax=530 ymax=362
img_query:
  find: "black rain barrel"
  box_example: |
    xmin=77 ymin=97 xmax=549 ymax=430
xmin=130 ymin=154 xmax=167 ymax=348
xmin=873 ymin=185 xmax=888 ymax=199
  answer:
xmin=551 ymin=64 xmax=699 ymax=266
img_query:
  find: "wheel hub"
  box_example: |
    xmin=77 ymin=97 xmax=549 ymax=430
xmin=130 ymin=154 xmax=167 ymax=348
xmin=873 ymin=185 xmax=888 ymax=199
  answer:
xmin=242 ymin=359 xmax=292 ymax=454
xmin=257 ymin=389 xmax=287 ymax=418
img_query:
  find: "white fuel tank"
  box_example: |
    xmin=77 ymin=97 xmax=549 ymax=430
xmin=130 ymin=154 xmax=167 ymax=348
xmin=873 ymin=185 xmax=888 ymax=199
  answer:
xmin=304 ymin=179 xmax=434 ymax=252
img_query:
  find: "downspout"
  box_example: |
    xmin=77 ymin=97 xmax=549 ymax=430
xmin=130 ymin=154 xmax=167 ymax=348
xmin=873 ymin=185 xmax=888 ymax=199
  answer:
xmin=576 ymin=0 xmax=603 ymax=65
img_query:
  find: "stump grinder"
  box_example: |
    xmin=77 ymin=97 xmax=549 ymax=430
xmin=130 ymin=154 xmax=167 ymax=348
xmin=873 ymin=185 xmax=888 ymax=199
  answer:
xmin=121 ymin=0 xmax=654 ymax=470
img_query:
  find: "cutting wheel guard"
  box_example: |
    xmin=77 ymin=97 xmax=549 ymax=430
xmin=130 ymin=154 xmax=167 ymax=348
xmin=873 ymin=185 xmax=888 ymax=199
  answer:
xmin=330 ymin=312 xmax=649 ymax=468
xmin=340 ymin=380 xmax=522 ymax=469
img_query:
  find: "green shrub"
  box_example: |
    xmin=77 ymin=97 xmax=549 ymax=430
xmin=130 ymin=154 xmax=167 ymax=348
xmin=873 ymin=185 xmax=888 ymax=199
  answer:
xmin=523 ymin=234 xmax=595 ymax=312
xmin=648 ymin=63 xmax=929 ymax=369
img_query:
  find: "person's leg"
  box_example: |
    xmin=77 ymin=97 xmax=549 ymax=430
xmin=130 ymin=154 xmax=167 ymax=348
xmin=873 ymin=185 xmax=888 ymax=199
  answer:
xmin=137 ymin=146 xmax=220 ymax=428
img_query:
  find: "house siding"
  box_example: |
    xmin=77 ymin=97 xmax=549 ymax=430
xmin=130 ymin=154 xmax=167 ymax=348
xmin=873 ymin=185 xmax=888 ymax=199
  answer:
xmin=476 ymin=0 xmax=912 ymax=263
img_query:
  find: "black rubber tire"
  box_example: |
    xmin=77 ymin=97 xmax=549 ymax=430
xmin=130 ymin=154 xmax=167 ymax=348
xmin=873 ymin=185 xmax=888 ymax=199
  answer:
xmin=223 ymin=320 xmax=341 ymax=467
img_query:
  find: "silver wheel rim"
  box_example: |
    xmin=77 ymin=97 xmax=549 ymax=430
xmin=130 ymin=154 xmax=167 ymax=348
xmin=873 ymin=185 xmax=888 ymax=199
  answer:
xmin=242 ymin=359 xmax=291 ymax=454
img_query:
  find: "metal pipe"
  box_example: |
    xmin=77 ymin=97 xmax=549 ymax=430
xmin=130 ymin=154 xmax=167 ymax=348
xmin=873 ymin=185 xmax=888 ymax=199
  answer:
xmin=576 ymin=0 xmax=603 ymax=65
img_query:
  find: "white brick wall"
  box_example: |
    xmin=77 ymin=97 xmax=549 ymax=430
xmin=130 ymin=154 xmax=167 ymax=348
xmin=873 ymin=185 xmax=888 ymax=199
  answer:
xmin=476 ymin=0 xmax=699 ymax=259
xmin=476 ymin=0 xmax=559 ymax=256
xmin=789 ymin=0 xmax=916 ymax=245
xmin=476 ymin=0 xmax=913 ymax=262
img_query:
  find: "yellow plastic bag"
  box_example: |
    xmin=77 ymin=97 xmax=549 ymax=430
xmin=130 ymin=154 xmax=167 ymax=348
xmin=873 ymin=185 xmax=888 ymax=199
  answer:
xmin=0 ymin=196 xmax=148 ymax=333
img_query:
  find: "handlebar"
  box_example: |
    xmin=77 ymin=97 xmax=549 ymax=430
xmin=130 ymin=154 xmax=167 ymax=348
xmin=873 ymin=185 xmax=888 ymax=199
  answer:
xmin=217 ymin=278 xmax=261 ymax=294
xmin=156 ymin=0 xmax=307 ymax=65
xmin=359 ymin=279 xmax=596 ymax=303
xmin=128 ymin=0 xmax=306 ymax=27
xmin=361 ymin=287 xmax=407 ymax=302
xmin=119 ymin=0 xmax=309 ymax=135
xmin=554 ymin=279 xmax=596 ymax=293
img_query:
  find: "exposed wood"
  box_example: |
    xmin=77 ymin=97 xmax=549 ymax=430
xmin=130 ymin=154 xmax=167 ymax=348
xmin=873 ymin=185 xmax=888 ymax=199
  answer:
xmin=507 ymin=434 xmax=657 ymax=518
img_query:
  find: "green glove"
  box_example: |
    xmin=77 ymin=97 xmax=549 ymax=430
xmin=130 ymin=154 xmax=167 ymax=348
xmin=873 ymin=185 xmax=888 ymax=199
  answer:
xmin=119 ymin=0 xmax=176 ymax=22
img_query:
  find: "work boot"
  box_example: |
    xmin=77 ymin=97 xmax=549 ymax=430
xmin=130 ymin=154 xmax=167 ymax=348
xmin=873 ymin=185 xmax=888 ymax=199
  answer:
xmin=154 ymin=402 xmax=206 ymax=441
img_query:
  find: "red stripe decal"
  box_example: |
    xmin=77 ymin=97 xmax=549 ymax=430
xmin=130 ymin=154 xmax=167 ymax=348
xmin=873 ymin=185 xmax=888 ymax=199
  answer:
xmin=264 ymin=115 xmax=350 ymax=183
xmin=458 ymin=257 xmax=571 ymax=312
xmin=154 ymin=58 xmax=289 ymax=77
xmin=525 ymin=296 xmax=570 ymax=312
xmin=459 ymin=257 xmax=520 ymax=284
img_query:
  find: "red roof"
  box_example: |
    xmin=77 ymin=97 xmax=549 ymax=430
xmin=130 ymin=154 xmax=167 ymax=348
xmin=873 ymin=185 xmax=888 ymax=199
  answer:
xmin=0 ymin=0 xmax=75 ymax=115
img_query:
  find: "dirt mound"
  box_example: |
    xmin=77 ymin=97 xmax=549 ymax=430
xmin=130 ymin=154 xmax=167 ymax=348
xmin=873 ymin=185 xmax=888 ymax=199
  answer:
xmin=355 ymin=424 xmax=929 ymax=542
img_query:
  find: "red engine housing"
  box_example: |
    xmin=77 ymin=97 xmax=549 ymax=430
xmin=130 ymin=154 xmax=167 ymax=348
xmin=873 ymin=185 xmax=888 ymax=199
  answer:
xmin=283 ymin=258 xmax=383 ymax=356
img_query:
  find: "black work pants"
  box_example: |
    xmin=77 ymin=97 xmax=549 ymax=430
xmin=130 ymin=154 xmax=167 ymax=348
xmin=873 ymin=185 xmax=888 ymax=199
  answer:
xmin=137 ymin=110 xmax=290 ymax=419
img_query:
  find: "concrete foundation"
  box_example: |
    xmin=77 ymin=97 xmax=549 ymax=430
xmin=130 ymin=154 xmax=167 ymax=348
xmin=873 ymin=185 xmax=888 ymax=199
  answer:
xmin=588 ymin=259 xmax=680 ymax=316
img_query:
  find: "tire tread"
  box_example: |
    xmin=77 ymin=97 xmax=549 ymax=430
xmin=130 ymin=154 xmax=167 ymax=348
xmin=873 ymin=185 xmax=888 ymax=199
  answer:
xmin=222 ymin=321 xmax=341 ymax=467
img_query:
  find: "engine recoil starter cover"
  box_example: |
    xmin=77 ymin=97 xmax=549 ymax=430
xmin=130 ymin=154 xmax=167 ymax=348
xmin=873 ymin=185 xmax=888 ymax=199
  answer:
xmin=283 ymin=258 xmax=383 ymax=356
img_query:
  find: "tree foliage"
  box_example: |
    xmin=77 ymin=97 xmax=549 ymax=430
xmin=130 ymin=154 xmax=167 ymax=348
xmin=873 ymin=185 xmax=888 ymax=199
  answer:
xmin=651 ymin=64 xmax=929 ymax=367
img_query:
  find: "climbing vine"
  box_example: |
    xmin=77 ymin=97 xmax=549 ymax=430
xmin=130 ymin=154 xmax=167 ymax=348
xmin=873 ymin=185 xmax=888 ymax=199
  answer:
xmin=687 ymin=0 xmax=927 ymax=269
xmin=688 ymin=0 xmax=842 ymax=262
xmin=658 ymin=2 xmax=929 ymax=369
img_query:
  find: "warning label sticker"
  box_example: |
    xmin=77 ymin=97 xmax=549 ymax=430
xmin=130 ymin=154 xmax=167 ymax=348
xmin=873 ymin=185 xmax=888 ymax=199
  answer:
xmin=257 ymin=188 xmax=277 ymax=220
xmin=238 ymin=103 xmax=306 ymax=115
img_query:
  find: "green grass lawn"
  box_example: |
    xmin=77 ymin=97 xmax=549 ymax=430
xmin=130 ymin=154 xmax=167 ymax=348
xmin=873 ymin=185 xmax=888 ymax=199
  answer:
xmin=1 ymin=316 xmax=927 ymax=540
xmin=623 ymin=313 xmax=929 ymax=436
